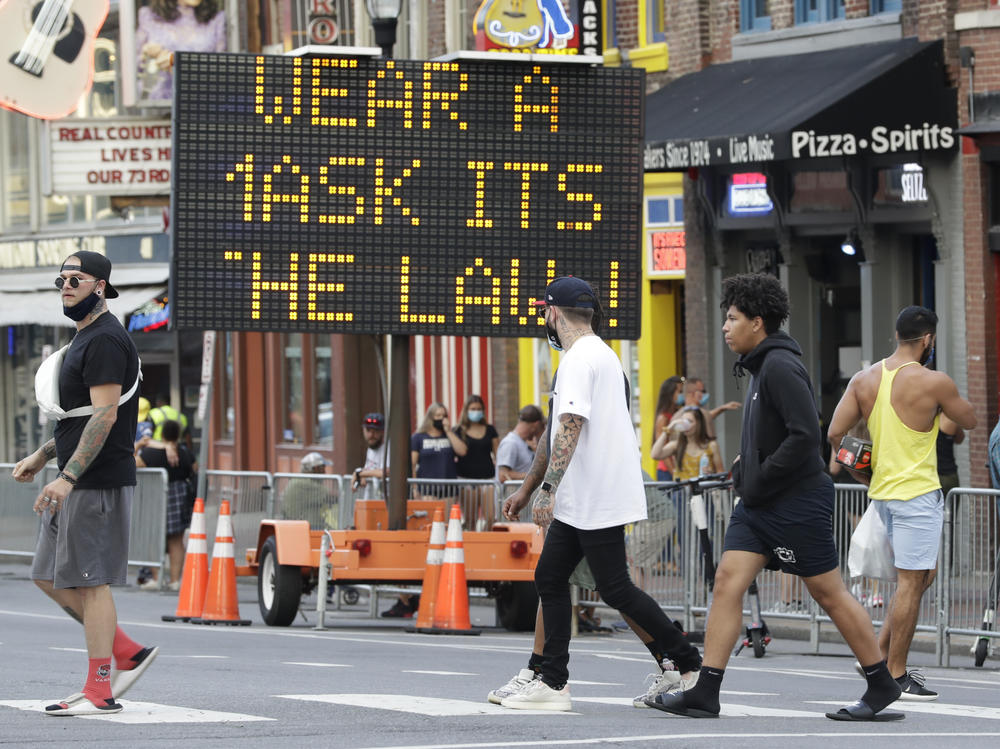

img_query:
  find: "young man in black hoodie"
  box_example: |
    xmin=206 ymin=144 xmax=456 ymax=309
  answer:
xmin=647 ymin=273 xmax=902 ymax=722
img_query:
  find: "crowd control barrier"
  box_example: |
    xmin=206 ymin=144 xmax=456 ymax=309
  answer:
xmin=0 ymin=463 xmax=169 ymax=575
xmin=272 ymin=473 xmax=347 ymax=530
xmin=202 ymin=470 xmax=273 ymax=559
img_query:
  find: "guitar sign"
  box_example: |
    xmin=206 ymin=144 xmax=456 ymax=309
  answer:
xmin=0 ymin=0 xmax=109 ymax=119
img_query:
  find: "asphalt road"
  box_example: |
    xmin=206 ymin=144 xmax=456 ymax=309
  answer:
xmin=1 ymin=560 xmax=999 ymax=749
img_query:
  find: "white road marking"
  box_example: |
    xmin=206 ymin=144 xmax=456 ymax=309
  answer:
xmin=403 ymin=670 xmax=476 ymax=676
xmin=568 ymin=679 xmax=624 ymax=686
xmin=573 ymin=697 xmax=820 ymax=717
xmin=284 ymin=661 xmax=353 ymax=668
xmin=350 ymin=732 xmax=1000 ymax=749
xmin=0 ymin=700 xmax=273 ymax=723
xmin=161 ymin=654 xmax=230 ymax=659
xmin=275 ymin=693 xmax=574 ymax=716
xmin=49 ymin=647 xmax=88 ymax=653
xmin=810 ymin=700 xmax=1000 ymax=720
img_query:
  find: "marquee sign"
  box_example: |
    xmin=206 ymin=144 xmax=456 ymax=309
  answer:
xmin=171 ymin=52 xmax=644 ymax=336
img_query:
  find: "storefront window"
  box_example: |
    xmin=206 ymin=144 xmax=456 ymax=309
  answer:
xmin=283 ymin=333 xmax=304 ymax=443
xmin=789 ymin=170 xmax=853 ymax=213
xmin=221 ymin=332 xmax=235 ymax=439
xmin=314 ymin=339 xmax=332 ymax=446
xmin=0 ymin=111 xmax=31 ymax=230
xmin=741 ymin=0 xmax=771 ymax=31
xmin=796 ymin=0 xmax=844 ymax=24
xmin=871 ymin=0 xmax=901 ymax=13
xmin=872 ymin=164 xmax=928 ymax=207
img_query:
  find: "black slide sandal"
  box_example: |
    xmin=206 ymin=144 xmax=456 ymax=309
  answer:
xmin=645 ymin=693 xmax=720 ymax=719
xmin=826 ymin=700 xmax=905 ymax=722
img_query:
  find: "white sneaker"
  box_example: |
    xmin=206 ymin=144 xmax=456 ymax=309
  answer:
xmin=500 ymin=678 xmax=571 ymax=711
xmin=633 ymin=669 xmax=683 ymax=708
xmin=139 ymin=579 xmax=160 ymax=591
xmin=487 ymin=668 xmax=537 ymax=705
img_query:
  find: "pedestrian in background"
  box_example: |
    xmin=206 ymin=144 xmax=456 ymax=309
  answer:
xmin=281 ymin=451 xmax=337 ymax=529
xmin=353 ymin=412 xmax=388 ymax=498
xmin=829 ymin=305 xmax=976 ymax=701
xmin=496 ymin=404 xmax=546 ymax=485
xmin=12 ymin=251 xmax=158 ymax=715
xmin=650 ymin=272 xmax=900 ymax=722
xmin=136 ymin=419 xmax=198 ymax=591
xmin=500 ymin=276 xmax=702 ymax=712
xmin=453 ymin=394 xmax=499 ymax=528
xmin=651 ymin=376 xmax=685 ymax=481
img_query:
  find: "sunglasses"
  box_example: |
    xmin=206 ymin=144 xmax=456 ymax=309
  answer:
xmin=55 ymin=276 xmax=98 ymax=290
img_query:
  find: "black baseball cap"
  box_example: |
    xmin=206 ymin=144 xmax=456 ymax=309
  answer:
xmin=363 ymin=412 xmax=385 ymax=429
xmin=61 ymin=251 xmax=119 ymax=298
xmin=533 ymin=276 xmax=597 ymax=309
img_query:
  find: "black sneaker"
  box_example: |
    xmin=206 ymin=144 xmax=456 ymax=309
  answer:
xmin=381 ymin=599 xmax=415 ymax=618
xmin=896 ymin=670 xmax=938 ymax=701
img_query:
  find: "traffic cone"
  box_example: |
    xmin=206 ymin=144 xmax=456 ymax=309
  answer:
xmin=422 ymin=504 xmax=480 ymax=635
xmin=408 ymin=507 xmax=446 ymax=632
xmin=190 ymin=499 xmax=251 ymax=626
xmin=163 ymin=497 xmax=209 ymax=622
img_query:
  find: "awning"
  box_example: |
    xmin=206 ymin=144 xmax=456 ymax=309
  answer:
xmin=644 ymin=38 xmax=957 ymax=170
xmin=0 ymin=263 xmax=169 ymax=327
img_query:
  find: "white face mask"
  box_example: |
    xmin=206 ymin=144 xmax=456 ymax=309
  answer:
xmin=468 ymin=409 xmax=484 ymax=422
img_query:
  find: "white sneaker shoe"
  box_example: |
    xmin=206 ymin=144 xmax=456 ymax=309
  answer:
xmin=500 ymin=678 xmax=571 ymax=711
xmin=487 ymin=668 xmax=538 ymax=705
xmin=633 ymin=668 xmax=683 ymax=708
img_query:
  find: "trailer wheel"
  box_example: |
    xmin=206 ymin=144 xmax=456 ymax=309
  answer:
xmin=258 ymin=536 xmax=302 ymax=626
xmin=974 ymin=638 xmax=989 ymax=667
xmin=496 ymin=581 xmax=538 ymax=632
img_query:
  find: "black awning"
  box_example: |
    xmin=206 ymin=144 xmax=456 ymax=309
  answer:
xmin=645 ymin=38 xmax=957 ymax=170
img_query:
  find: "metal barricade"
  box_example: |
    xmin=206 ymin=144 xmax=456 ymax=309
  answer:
xmin=341 ymin=476 xmax=385 ymax=528
xmin=272 ymin=473 xmax=346 ymax=530
xmin=203 ymin=470 xmax=273 ymax=559
xmin=942 ymin=487 xmax=1000 ymax=666
xmin=628 ymin=481 xmax=689 ymax=622
xmin=0 ymin=463 xmax=168 ymax=574
xmin=405 ymin=478 xmax=501 ymax=530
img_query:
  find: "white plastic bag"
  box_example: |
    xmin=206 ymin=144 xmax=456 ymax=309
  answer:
xmin=35 ymin=344 xmax=142 ymax=421
xmin=848 ymin=502 xmax=897 ymax=581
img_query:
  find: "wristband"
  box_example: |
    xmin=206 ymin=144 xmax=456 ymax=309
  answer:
xmin=540 ymin=481 xmax=554 ymax=493
xmin=57 ymin=471 xmax=78 ymax=486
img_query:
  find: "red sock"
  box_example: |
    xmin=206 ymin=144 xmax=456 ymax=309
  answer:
xmin=82 ymin=657 xmax=113 ymax=705
xmin=112 ymin=626 xmax=143 ymax=670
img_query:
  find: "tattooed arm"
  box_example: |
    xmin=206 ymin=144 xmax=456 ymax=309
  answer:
xmin=532 ymin=412 xmax=586 ymax=528
xmin=37 ymin=383 xmax=122 ymax=512
xmin=501 ymin=422 xmax=551 ymax=521
xmin=11 ymin=439 xmax=57 ymax=482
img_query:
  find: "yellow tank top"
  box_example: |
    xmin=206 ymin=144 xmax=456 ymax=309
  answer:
xmin=867 ymin=361 xmax=940 ymax=500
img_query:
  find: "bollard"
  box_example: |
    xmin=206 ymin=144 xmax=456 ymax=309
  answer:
xmin=314 ymin=532 xmax=331 ymax=631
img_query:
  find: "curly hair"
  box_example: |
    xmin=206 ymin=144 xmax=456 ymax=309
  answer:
xmin=720 ymin=273 xmax=789 ymax=334
xmin=150 ymin=0 xmax=220 ymax=24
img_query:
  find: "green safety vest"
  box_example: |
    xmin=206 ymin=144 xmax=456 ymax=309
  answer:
xmin=149 ymin=405 xmax=188 ymax=440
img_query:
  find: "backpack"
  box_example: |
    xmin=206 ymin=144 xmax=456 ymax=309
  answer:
xmin=35 ymin=344 xmax=142 ymax=421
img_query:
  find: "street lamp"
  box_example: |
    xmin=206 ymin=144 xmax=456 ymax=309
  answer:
xmin=365 ymin=0 xmax=403 ymax=58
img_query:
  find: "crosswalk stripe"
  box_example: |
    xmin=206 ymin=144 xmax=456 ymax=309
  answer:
xmin=404 ymin=670 xmax=477 ymax=676
xmin=283 ymin=661 xmax=353 ymax=668
xmin=0 ymin=700 xmax=273 ymax=723
xmin=568 ymin=680 xmax=624 ymax=686
xmin=809 ymin=700 xmax=1000 ymax=720
xmin=572 ymin=697 xmax=820 ymax=717
xmin=275 ymin=694 xmax=574 ymax=716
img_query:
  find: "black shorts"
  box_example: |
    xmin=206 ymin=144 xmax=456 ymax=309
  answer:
xmin=722 ymin=477 xmax=839 ymax=578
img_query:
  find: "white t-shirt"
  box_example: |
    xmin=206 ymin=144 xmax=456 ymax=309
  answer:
xmin=364 ymin=442 xmax=388 ymax=471
xmin=550 ymin=335 xmax=646 ymax=530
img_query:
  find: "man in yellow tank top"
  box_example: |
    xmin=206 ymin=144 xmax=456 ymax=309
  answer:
xmin=830 ymin=305 xmax=976 ymax=702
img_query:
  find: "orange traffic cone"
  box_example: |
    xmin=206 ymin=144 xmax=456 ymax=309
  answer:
xmin=163 ymin=497 xmax=209 ymax=622
xmin=409 ymin=507 xmax=446 ymax=633
xmin=191 ymin=499 xmax=251 ymax=626
xmin=423 ymin=504 xmax=480 ymax=635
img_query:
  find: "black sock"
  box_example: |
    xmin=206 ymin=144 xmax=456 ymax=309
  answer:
xmin=527 ymin=652 xmax=544 ymax=674
xmin=682 ymin=666 xmax=723 ymax=714
xmin=643 ymin=641 xmax=666 ymax=669
xmin=860 ymin=660 xmax=900 ymax=713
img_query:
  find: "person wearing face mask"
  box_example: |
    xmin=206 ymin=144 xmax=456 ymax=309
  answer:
xmin=675 ymin=377 xmax=740 ymax=441
xmin=410 ymin=402 xmax=466 ymax=498
xmin=829 ymin=305 xmax=976 ymax=703
xmin=12 ymin=252 xmax=158 ymax=715
xmin=453 ymin=395 xmax=500 ymax=529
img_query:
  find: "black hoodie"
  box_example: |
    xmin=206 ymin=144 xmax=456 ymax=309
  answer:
xmin=731 ymin=331 xmax=827 ymax=507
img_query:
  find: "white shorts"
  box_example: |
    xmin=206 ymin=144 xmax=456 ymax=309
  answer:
xmin=872 ymin=489 xmax=943 ymax=571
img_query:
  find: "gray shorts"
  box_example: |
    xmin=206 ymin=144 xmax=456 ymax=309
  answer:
xmin=872 ymin=489 xmax=943 ymax=571
xmin=31 ymin=486 xmax=133 ymax=589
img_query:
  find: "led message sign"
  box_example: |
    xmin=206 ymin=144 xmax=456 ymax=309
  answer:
xmin=170 ymin=52 xmax=644 ymax=337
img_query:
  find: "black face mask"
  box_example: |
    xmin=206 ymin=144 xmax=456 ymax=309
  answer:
xmin=920 ymin=342 xmax=935 ymax=368
xmin=63 ymin=292 xmax=101 ymax=321
xmin=432 ymin=419 xmax=444 ymax=431
xmin=545 ymin=319 xmax=563 ymax=352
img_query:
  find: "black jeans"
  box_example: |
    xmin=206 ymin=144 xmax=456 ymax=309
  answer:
xmin=535 ymin=518 xmax=702 ymax=688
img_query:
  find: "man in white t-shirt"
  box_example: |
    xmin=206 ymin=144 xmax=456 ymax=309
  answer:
xmin=353 ymin=412 xmax=389 ymax=499
xmin=496 ymin=404 xmax=545 ymax=484
xmin=500 ymin=277 xmax=702 ymax=711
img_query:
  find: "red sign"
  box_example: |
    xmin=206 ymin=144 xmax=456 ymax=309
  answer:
xmin=650 ymin=230 xmax=685 ymax=274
